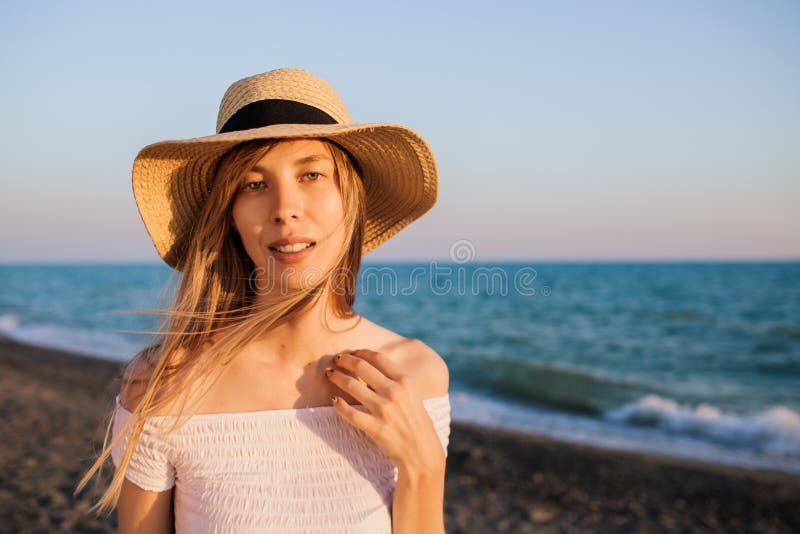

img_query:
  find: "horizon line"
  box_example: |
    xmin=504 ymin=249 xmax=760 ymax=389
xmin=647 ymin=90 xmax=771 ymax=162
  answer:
xmin=1 ymin=257 xmax=799 ymax=266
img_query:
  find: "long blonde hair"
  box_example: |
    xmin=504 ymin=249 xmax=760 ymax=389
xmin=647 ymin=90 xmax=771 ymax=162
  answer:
xmin=76 ymin=137 xmax=367 ymax=515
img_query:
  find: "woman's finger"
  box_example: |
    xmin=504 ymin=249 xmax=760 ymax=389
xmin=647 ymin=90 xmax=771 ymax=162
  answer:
xmin=331 ymin=396 xmax=377 ymax=434
xmin=325 ymin=367 xmax=383 ymax=411
xmin=347 ymin=348 xmax=403 ymax=382
xmin=333 ymin=353 xmax=394 ymax=394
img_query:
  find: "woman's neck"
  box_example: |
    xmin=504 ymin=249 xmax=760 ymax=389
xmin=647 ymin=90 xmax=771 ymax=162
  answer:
xmin=245 ymin=290 xmax=361 ymax=368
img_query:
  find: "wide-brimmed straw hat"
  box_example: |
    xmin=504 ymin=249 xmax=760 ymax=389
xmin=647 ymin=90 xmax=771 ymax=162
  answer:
xmin=132 ymin=68 xmax=438 ymax=270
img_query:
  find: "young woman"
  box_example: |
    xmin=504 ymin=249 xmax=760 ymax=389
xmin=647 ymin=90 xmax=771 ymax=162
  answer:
xmin=77 ymin=68 xmax=450 ymax=533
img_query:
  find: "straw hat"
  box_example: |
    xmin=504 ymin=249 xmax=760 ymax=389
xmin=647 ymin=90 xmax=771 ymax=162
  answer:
xmin=132 ymin=68 xmax=438 ymax=270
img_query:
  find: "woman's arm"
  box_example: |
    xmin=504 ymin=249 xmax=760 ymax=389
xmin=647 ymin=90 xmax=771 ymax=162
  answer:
xmin=391 ymin=341 xmax=449 ymax=534
xmin=327 ymin=341 xmax=450 ymax=534
xmin=117 ymin=479 xmax=174 ymax=534
xmin=392 ymin=462 xmax=447 ymax=534
xmin=116 ymin=355 xmax=176 ymax=534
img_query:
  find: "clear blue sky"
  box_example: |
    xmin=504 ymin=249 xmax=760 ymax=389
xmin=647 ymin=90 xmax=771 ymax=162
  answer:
xmin=1 ymin=0 xmax=798 ymax=262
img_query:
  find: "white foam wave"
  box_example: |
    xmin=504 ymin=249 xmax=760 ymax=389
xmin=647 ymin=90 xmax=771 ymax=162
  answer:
xmin=0 ymin=312 xmax=21 ymax=330
xmin=604 ymin=394 xmax=800 ymax=459
xmin=449 ymin=389 xmax=800 ymax=475
xmin=0 ymin=313 xmax=138 ymax=362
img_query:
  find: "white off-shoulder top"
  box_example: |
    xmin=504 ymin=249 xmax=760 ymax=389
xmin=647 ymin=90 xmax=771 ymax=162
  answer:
xmin=111 ymin=394 xmax=451 ymax=533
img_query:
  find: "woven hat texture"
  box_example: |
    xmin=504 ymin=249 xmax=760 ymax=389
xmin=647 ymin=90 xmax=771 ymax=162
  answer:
xmin=132 ymin=68 xmax=438 ymax=270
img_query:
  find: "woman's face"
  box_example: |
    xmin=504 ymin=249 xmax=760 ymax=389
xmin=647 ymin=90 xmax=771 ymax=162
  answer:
xmin=231 ymin=139 xmax=347 ymax=293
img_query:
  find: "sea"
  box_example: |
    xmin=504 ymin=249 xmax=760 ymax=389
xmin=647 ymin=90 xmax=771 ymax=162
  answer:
xmin=1 ymin=261 xmax=798 ymax=475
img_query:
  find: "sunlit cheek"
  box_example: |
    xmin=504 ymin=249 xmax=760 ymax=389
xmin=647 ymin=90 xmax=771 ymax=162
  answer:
xmin=233 ymin=198 xmax=269 ymax=229
xmin=232 ymin=201 xmax=270 ymax=266
xmin=315 ymin=191 xmax=346 ymax=227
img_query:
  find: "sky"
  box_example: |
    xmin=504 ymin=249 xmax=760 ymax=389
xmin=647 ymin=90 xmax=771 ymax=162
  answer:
xmin=1 ymin=0 xmax=798 ymax=262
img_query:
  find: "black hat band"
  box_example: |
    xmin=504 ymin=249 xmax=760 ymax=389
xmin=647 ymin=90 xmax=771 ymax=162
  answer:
xmin=218 ymin=99 xmax=338 ymax=133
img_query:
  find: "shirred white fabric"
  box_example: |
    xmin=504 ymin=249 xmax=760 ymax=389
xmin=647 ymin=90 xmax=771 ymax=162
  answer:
xmin=111 ymin=394 xmax=451 ymax=533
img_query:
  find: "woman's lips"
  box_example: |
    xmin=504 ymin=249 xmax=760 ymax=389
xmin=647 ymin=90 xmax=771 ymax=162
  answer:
xmin=268 ymin=242 xmax=316 ymax=264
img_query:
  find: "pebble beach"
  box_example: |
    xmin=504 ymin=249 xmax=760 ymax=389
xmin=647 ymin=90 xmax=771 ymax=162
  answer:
xmin=1 ymin=333 xmax=799 ymax=533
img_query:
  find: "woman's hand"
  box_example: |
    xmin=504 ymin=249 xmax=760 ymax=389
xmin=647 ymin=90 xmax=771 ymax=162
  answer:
xmin=325 ymin=348 xmax=446 ymax=479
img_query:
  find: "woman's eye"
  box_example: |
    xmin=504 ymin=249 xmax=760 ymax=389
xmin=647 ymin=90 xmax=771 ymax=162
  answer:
xmin=303 ymin=172 xmax=322 ymax=182
xmin=244 ymin=181 xmax=265 ymax=191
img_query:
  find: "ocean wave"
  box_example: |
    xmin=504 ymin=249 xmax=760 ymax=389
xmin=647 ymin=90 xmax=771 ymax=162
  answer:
xmin=603 ymin=394 xmax=800 ymax=459
xmin=0 ymin=313 xmax=137 ymax=361
xmin=454 ymin=357 xmax=647 ymax=416
xmin=660 ymin=308 xmax=716 ymax=322
xmin=0 ymin=312 xmax=21 ymax=330
xmin=755 ymin=359 xmax=800 ymax=375
xmin=767 ymin=323 xmax=800 ymax=339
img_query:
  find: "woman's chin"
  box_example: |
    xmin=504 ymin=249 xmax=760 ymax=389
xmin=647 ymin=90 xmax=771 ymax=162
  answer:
xmin=250 ymin=261 xmax=329 ymax=295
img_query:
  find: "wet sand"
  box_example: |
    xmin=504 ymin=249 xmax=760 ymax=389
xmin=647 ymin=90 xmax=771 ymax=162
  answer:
xmin=1 ymin=334 xmax=798 ymax=533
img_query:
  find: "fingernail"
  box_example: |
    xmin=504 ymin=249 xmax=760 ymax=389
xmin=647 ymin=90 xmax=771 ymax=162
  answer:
xmin=330 ymin=395 xmax=338 ymax=404
xmin=324 ymin=367 xmax=333 ymax=377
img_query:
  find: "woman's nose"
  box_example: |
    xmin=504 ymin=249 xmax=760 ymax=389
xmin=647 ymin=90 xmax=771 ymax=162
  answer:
xmin=269 ymin=182 xmax=302 ymax=223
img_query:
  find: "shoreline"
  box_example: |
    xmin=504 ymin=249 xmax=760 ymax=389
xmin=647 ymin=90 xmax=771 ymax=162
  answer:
xmin=6 ymin=330 xmax=799 ymax=478
xmin=2 ymin=334 xmax=799 ymax=532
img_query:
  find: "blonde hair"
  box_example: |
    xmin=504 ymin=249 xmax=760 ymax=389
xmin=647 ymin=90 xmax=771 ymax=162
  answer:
xmin=75 ymin=137 xmax=367 ymax=515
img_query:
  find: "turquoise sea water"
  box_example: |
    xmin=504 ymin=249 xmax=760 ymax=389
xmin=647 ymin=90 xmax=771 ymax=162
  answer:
xmin=1 ymin=262 xmax=798 ymax=473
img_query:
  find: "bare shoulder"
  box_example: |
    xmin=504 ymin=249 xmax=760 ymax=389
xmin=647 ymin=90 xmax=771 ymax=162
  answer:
xmin=395 ymin=337 xmax=450 ymax=399
xmin=356 ymin=317 xmax=449 ymax=399
xmin=119 ymin=347 xmax=157 ymax=412
xmin=119 ymin=343 xmax=189 ymax=414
